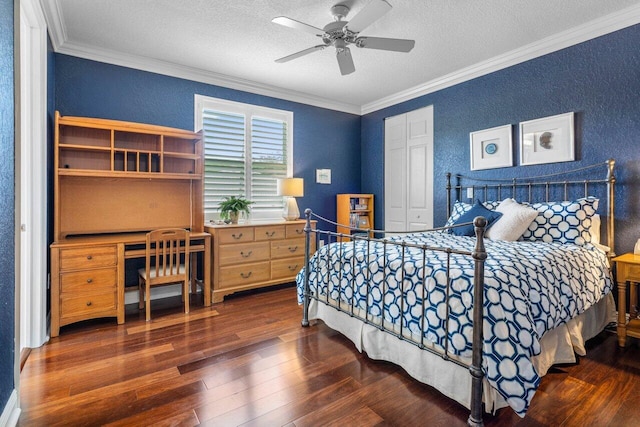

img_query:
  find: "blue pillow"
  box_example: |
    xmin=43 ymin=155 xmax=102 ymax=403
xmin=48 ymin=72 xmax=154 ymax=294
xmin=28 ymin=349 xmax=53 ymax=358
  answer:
xmin=450 ymin=201 xmax=502 ymax=236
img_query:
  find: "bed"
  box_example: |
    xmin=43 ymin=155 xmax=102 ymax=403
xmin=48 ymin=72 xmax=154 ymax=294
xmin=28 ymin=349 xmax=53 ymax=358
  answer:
xmin=295 ymin=159 xmax=617 ymax=425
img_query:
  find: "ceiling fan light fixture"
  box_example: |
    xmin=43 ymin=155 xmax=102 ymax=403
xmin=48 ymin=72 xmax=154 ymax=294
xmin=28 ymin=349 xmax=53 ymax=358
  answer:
xmin=330 ymin=5 xmax=350 ymax=21
xmin=272 ymin=0 xmax=415 ymax=75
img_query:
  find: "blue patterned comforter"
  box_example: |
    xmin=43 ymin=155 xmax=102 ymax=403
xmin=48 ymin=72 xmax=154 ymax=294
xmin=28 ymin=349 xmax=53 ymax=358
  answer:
xmin=295 ymin=231 xmax=612 ymax=416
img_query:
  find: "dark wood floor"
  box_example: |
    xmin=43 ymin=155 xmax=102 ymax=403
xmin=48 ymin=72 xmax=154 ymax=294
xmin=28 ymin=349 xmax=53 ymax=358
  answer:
xmin=18 ymin=286 xmax=640 ymax=426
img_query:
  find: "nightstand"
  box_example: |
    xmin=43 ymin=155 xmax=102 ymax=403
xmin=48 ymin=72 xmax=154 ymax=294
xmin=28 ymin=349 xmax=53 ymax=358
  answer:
xmin=613 ymin=253 xmax=640 ymax=347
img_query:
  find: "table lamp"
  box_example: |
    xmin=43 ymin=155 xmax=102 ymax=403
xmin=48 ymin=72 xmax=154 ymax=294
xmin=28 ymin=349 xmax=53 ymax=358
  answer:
xmin=277 ymin=177 xmax=304 ymax=220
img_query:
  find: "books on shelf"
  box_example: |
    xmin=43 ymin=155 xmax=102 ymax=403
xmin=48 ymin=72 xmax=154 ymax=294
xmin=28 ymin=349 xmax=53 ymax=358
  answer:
xmin=349 ymin=213 xmax=370 ymax=229
xmin=350 ymin=197 xmax=369 ymax=211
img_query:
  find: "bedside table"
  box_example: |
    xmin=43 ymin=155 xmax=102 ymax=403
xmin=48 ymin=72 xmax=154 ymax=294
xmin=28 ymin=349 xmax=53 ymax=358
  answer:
xmin=613 ymin=253 xmax=640 ymax=347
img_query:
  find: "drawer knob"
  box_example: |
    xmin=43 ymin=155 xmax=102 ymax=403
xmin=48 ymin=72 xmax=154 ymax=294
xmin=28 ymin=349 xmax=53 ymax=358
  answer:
xmin=240 ymin=250 xmax=252 ymax=258
xmin=288 ymin=246 xmax=298 ymax=252
xmin=86 ymin=301 xmax=92 ymax=306
xmin=240 ymin=272 xmax=252 ymax=279
xmin=232 ymin=233 xmax=243 ymax=240
xmin=87 ymin=255 xmax=93 ymax=260
xmin=296 ymin=229 xmax=303 ymax=234
xmin=266 ymin=231 xmax=276 ymax=237
xmin=86 ymin=278 xmax=93 ymax=283
xmin=288 ymin=264 xmax=299 ymax=271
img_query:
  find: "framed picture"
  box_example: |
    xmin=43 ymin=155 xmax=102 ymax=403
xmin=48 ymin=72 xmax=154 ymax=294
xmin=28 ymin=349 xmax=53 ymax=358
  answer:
xmin=315 ymin=168 xmax=331 ymax=184
xmin=358 ymin=216 xmax=370 ymax=228
xmin=469 ymin=124 xmax=513 ymax=170
xmin=519 ymin=112 xmax=574 ymax=166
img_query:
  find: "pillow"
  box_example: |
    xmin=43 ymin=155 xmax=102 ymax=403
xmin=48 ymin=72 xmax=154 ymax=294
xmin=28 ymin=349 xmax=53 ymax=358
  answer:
xmin=444 ymin=201 xmax=472 ymax=228
xmin=450 ymin=201 xmax=503 ymax=236
xmin=486 ymin=198 xmax=538 ymax=241
xmin=590 ymin=214 xmax=601 ymax=245
xmin=444 ymin=200 xmax=501 ymax=228
xmin=521 ymin=197 xmax=599 ymax=245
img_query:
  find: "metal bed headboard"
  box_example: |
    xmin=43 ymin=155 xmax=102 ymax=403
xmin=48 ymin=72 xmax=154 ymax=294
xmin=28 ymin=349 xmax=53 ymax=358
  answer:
xmin=446 ymin=159 xmax=616 ymax=257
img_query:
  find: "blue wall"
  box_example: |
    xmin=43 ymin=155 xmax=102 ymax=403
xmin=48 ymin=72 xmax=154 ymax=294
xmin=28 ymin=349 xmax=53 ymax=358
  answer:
xmin=0 ymin=0 xmax=15 ymax=410
xmin=54 ymin=55 xmax=362 ymax=224
xmin=362 ymin=24 xmax=640 ymax=255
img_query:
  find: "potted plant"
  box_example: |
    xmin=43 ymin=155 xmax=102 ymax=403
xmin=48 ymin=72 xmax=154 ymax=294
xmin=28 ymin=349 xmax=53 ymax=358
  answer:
xmin=218 ymin=196 xmax=254 ymax=224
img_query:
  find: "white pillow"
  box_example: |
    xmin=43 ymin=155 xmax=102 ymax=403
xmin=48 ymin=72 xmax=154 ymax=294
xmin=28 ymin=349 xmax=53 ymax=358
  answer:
xmin=486 ymin=198 xmax=538 ymax=241
xmin=591 ymin=214 xmax=601 ymax=245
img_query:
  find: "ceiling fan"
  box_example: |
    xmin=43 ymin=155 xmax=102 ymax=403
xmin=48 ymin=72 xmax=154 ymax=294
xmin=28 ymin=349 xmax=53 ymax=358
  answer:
xmin=272 ymin=0 xmax=415 ymax=75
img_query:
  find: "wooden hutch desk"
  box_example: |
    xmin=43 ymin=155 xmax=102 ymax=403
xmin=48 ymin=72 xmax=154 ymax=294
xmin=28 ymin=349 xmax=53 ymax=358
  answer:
xmin=50 ymin=112 xmax=209 ymax=336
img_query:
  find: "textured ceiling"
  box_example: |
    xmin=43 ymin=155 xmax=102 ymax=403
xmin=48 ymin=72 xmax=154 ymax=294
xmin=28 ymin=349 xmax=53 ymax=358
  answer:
xmin=43 ymin=0 xmax=640 ymax=114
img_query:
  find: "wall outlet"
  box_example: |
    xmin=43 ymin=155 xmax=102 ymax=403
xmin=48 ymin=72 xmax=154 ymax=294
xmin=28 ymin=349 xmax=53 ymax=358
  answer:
xmin=319 ymin=239 xmax=325 ymax=248
xmin=467 ymin=188 xmax=474 ymax=199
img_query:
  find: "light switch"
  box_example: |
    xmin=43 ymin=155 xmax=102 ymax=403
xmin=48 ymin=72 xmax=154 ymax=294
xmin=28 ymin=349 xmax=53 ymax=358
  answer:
xmin=467 ymin=188 xmax=474 ymax=199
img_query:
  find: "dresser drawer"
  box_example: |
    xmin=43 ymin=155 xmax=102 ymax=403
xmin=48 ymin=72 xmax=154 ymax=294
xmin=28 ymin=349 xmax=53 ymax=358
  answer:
xmin=254 ymin=225 xmax=286 ymax=241
xmin=60 ymin=267 xmax=117 ymax=293
xmin=60 ymin=291 xmax=117 ymax=319
xmin=271 ymin=257 xmax=304 ymax=280
xmin=60 ymin=245 xmax=117 ymax=271
xmin=218 ymin=242 xmax=270 ymax=266
xmin=217 ymin=227 xmax=255 ymax=244
xmin=271 ymin=238 xmax=305 ymax=259
xmin=219 ymin=261 xmax=270 ymax=288
xmin=285 ymin=223 xmax=307 ymax=239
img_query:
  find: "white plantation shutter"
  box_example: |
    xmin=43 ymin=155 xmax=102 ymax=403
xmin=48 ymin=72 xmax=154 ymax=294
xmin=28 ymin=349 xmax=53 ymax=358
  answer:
xmin=202 ymin=110 xmax=246 ymax=212
xmin=251 ymin=116 xmax=288 ymax=214
xmin=195 ymin=96 xmax=293 ymax=220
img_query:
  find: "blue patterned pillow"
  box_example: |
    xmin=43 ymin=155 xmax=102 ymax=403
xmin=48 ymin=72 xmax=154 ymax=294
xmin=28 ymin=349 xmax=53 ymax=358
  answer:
xmin=521 ymin=197 xmax=599 ymax=245
xmin=444 ymin=200 xmax=500 ymax=228
xmin=450 ymin=201 xmax=503 ymax=236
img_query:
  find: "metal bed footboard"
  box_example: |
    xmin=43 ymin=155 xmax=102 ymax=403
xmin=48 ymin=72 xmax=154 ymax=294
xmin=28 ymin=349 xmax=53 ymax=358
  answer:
xmin=301 ymin=209 xmax=487 ymax=427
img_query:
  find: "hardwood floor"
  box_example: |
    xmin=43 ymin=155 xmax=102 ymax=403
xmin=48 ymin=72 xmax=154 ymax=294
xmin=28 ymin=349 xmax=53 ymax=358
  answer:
xmin=18 ymin=286 xmax=640 ymax=426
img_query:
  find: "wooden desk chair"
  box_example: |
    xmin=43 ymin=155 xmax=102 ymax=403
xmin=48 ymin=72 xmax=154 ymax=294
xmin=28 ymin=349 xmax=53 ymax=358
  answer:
xmin=138 ymin=228 xmax=190 ymax=321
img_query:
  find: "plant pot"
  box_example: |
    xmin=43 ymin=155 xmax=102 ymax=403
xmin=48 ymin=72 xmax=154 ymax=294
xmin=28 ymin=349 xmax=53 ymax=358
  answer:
xmin=229 ymin=211 xmax=239 ymax=224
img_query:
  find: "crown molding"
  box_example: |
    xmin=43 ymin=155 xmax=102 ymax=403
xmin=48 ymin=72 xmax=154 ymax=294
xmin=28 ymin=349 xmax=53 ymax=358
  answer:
xmin=38 ymin=0 xmax=66 ymax=51
xmin=40 ymin=0 xmax=640 ymax=116
xmin=361 ymin=4 xmax=640 ymax=115
xmin=54 ymin=40 xmax=362 ymax=115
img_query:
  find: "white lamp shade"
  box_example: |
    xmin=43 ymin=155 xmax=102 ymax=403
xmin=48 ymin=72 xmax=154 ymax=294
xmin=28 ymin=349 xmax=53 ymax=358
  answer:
xmin=277 ymin=178 xmax=303 ymax=220
xmin=277 ymin=178 xmax=304 ymax=197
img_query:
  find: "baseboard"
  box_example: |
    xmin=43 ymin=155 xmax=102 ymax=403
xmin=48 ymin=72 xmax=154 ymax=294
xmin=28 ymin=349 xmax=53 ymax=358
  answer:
xmin=124 ymin=283 xmax=202 ymax=305
xmin=0 ymin=390 xmax=20 ymax=427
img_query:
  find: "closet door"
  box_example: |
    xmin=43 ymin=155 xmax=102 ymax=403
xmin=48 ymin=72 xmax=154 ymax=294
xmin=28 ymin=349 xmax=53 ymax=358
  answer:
xmin=384 ymin=106 xmax=433 ymax=231
xmin=384 ymin=114 xmax=407 ymax=232
xmin=406 ymin=106 xmax=433 ymax=231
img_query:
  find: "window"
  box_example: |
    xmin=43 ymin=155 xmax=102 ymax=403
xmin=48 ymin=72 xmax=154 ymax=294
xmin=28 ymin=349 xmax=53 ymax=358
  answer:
xmin=195 ymin=95 xmax=293 ymax=220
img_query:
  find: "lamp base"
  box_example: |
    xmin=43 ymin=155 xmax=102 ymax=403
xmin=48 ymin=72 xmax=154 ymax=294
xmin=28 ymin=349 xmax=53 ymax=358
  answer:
xmin=282 ymin=197 xmax=300 ymax=221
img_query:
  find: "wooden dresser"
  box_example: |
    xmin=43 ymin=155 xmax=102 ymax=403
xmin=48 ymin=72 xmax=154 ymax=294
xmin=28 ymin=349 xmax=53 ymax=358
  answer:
xmin=206 ymin=220 xmax=316 ymax=302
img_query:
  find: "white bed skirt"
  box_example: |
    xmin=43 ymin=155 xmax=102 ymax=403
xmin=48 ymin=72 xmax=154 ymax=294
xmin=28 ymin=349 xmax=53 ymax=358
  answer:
xmin=306 ymin=292 xmax=616 ymax=415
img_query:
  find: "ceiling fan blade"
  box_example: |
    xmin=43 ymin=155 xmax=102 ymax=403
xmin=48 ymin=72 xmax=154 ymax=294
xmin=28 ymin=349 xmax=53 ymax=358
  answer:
xmin=345 ymin=0 xmax=392 ymax=33
xmin=272 ymin=16 xmax=324 ymax=36
xmin=356 ymin=36 xmax=415 ymax=52
xmin=336 ymin=47 xmax=355 ymax=75
xmin=275 ymin=45 xmax=327 ymax=63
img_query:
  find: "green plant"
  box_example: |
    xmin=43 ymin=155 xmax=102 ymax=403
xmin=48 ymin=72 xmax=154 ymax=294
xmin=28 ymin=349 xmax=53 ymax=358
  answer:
xmin=218 ymin=196 xmax=254 ymax=223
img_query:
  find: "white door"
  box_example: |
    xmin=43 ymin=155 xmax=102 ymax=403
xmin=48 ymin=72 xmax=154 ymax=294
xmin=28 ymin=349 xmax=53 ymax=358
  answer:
xmin=384 ymin=114 xmax=407 ymax=232
xmin=19 ymin=0 xmax=48 ymax=350
xmin=384 ymin=106 xmax=433 ymax=232
xmin=406 ymin=106 xmax=433 ymax=231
